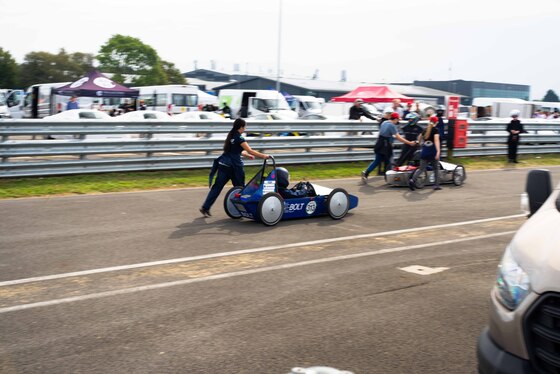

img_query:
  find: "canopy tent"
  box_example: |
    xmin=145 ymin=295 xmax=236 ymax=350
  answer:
xmin=52 ymin=70 xmax=139 ymax=98
xmin=331 ymin=85 xmax=414 ymax=104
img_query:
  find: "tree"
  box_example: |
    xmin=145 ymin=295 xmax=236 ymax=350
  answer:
xmin=97 ymin=35 xmax=168 ymax=86
xmin=543 ymin=89 xmax=559 ymax=102
xmin=0 ymin=48 xmax=19 ymax=87
xmin=161 ymin=60 xmax=186 ymax=84
xmin=18 ymin=49 xmax=94 ymax=87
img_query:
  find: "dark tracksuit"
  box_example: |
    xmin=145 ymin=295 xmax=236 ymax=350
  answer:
xmin=202 ymin=133 xmax=246 ymax=211
xmin=396 ymin=121 xmax=423 ymax=166
xmin=349 ymin=105 xmax=376 ymax=120
xmin=506 ymin=119 xmax=525 ymax=162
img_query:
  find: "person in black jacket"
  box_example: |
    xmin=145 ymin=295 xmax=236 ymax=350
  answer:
xmin=396 ymin=112 xmax=423 ymax=166
xmin=506 ymin=110 xmax=526 ymax=163
xmin=349 ymin=99 xmax=376 ymax=120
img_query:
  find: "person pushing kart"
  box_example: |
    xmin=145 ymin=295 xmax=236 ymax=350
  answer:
xmin=395 ymin=112 xmax=423 ymax=167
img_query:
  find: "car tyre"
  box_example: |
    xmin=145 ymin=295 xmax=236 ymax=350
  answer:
xmin=224 ymin=186 xmax=243 ymax=219
xmin=327 ymin=188 xmax=350 ymax=220
xmin=452 ymin=165 xmax=466 ymax=186
xmin=412 ymin=169 xmax=427 ymax=189
xmin=258 ymin=192 xmax=284 ymax=226
xmin=526 ymin=169 xmax=552 ymax=216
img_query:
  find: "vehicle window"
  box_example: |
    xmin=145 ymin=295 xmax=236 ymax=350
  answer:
xmin=103 ymin=98 xmax=122 ymax=106
xmin=172 ymin=94 xmax=197 ymax=107
xmin=143 ymin=113 xmax=158 ymax=119
xmin=0 ymin=92 xmax=7 ymax=106
xmin=200 ymin=114 xmax=209 ymax=119
xmin=79 ymin=112 xmax=102 ymax=119
xmin=306 ymin=101 xmax=321 ymax=110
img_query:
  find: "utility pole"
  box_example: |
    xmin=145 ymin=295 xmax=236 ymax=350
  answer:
xmin=276 ymin=0 xmax=283 ymax=93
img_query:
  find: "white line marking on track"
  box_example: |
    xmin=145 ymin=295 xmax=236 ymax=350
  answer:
xmin=0 ymin=230 xmax=516 ymax=314
xmin=0 ymin=214 xmax=524 ymax=287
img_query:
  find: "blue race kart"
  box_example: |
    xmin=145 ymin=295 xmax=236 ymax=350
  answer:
xmin=223 ymin=158 xmax=359 ymax=226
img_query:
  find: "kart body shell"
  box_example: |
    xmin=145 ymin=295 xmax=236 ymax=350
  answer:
xmin=386 ymin=161 xmax=466 ymax=188
xmin=224 ymin=159 xmax=359 ymax=226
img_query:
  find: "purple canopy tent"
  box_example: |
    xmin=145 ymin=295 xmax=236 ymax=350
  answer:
xmin=52 ymin=70 xmax=139 ymax=98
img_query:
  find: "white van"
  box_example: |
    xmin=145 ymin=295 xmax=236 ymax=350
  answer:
xmin=218 ymin=89 xmax=297 ymax=119
xmin=290 ymin=95 xmax=325 ymax=118
xmin=2 ymin=89 xmax=26 ymax=118
xmin=477 ymin=169 xmax=560 ymax=374
xmin=134 ymin=85 xmax=199 ymax=114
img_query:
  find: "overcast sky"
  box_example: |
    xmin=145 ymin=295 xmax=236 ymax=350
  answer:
xmin=1 ymin=0 xmax=558 ymax=99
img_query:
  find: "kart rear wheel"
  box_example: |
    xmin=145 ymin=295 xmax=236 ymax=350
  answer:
xmin=452 ymin=165 xmax=466 ymax=186
xmin=412 ymin=169 xmax=427 ymax=189
xmin=224 ymin=186 xmax=243 ymax=219
xmin=327 ymin=188 xmax=350 ymax=220
xmin=258 ymin=192 xmax=284 ymax=226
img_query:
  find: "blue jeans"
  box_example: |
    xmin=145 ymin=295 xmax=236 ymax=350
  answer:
xmin=202 ymin=165 xmax=245 ymax=210
xmin=365 ymin=152 xmax=389 ymax=176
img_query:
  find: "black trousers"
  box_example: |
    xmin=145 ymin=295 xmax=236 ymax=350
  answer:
xmin=507 ymin=139 xmax=519 ymax=161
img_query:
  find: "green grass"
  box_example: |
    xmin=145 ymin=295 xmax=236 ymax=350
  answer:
xmin=1 ymin=154 xmax=560 ymax=199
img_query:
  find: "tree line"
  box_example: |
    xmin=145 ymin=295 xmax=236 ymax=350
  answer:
xmin=0 ymin=34 xmax=186 ymax=88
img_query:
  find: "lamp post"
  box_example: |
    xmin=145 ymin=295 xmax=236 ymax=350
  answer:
xmin=276 ymin=0 xmax=283 ymax=93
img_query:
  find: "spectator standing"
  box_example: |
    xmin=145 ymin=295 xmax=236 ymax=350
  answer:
xmin=349 ymin=99 xmax=376 ymax=120
xmin=390 ymin=99 xmax=404 ymax=118
xmin=66 ymin=96 xmax=79 ymax=110
xmin=138 ymin=100 xmax=147 ymax=110
xmin=361 ymin=112 xmax=415 ymax=182
xmin=506 ymin=109 xmax=526 ymax=163
xmin=402 ymin=102 xmax=413 ymax=119
xmin=221 ymin=102 xmax=232 ymax=118
xmin=409 ymin=116 xmax=442 ymax=191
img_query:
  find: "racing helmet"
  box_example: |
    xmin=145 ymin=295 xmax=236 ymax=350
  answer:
xmin=276 ymin=167 xmax=290 ymax=189
xmin=405 ymin=112 xmax=419 ymax=120
xmin=510 ymin=109 xmax=521 ymax=118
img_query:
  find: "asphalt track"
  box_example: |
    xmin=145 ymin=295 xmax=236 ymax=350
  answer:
xmin=1 ymin=165 xmax=559 ymax=373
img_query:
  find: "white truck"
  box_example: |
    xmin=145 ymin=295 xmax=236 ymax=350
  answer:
xmin=289 ymin=95 xmax=325 ymax=118
xmin=218 ymin=89 xmax=297 ymax=119
xmin=471 ymin=98 xmax=535 ymax=119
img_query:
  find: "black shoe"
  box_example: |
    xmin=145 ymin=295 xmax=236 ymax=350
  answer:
xmin=513 ymin=160 xmax=519 ymax=163
xmin=408 ymin=179 xmax=416 ymax=191
xmin=433 ymin=185 xmax=442 ymax=191
xmin=199 ymin=207 xmax=211 ymax=217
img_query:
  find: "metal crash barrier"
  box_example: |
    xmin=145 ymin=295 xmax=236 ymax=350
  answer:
xmin=1 ymin=119 xmax=559 ymax=177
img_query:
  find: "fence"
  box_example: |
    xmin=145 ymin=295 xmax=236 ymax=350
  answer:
xmin=1 ymin=119 xmax=559 ymax=177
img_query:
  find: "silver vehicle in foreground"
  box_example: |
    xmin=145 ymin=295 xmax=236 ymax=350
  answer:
xmin=477 ymin=169 xmax=560 ymax=374
xmin=385 ymin=156 xmax=466 ymax=188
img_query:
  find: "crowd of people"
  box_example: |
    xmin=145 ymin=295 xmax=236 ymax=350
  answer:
xmin=532 ymin=108 xmax=560 ymax=119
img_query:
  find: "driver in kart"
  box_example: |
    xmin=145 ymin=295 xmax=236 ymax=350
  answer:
xmin=276 ymin=167 xmax=312 ymax=199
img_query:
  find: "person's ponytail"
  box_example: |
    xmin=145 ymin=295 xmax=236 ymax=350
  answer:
xmin=224 ymin=118 xmax=246 ymax=152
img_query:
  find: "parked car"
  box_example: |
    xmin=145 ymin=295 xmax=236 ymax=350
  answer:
xmin=42 ymin=109 xmax=129 ymax=139
xmin=173 ymin=111 xmax=229 ymax=121
xmin=477 ymin=169 xmax=560 ymax=374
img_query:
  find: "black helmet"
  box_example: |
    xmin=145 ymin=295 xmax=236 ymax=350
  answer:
xmin=276 ymin=167 xmax=290 ymax=188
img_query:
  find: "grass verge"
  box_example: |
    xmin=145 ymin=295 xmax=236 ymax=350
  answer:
xmin=1 ymin=154 xmax=559 ymax=199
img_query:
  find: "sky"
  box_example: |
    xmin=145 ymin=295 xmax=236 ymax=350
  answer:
xmin=1 ymin=0 xmax=558 ymax=99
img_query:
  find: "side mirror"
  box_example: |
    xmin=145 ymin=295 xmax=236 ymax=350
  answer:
xmin=525 ymin=169 xmax=552 ymax=216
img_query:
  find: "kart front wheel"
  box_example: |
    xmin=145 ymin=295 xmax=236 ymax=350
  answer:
xmin=327 ymin=188 xmax=350 ymax=220
xmin=258 ymin=192 xmax=284 ymax=226
xmin=452 ymin=165 xmax=466 ymax=186
xmin=412 ymin=169 xmax=427 ymax=189
xmin=224 ymin=186 xmax=243 ymax=219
